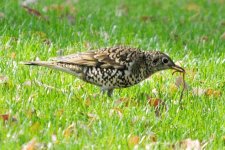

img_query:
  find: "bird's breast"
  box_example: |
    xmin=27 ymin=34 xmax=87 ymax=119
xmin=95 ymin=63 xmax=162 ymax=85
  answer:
xmin=83 ymin=66 xmax=146 ymax=88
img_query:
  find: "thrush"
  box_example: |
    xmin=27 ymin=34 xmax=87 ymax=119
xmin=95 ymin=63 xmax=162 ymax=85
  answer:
xmin=24 ymin=46 xmax=184 ymax=96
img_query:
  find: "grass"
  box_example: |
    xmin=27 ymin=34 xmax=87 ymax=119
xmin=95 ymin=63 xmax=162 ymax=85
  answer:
xmin=0 ymin=0 xmax=225 ymax=149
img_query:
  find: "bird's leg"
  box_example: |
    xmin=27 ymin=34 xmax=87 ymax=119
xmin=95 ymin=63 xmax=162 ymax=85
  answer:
xmin=101 ymin=88 xmax=107 ymax=95
xmin=100 ymin=87 xmax=114 ymax=97
xmin=107 ymin=89 xmax=114 ymax=97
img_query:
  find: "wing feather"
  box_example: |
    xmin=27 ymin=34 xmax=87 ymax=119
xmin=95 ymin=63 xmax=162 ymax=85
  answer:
xmin=51 ymin=46 xmax=143 ymax=69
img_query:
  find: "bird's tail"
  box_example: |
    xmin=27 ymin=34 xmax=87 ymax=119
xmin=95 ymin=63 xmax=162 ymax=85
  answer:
xmin=22 ymin=61 xmax=84 ymax=77
xmin=22 ymin=61 xmax=56 ymax=67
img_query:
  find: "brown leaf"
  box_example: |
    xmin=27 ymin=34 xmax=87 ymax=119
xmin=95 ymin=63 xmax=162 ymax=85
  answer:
xmin=0 ymin=75 xmax=9 ymax=84
xmin=220 ymin=21 xmax=225 ymax=26
xmin=128 ymin=135 xmax=139 ymax=146
xmin=114 ymin=97 xmax=129 ymax=106
xmin=192 ymin=87 xmax=222 ymax=97
xmin=0 ymin=114 xmax=17 ymax=123
xmin=22 ymin=138 xmax=46 ymax=150
xmin=11 ymin=52 xmax=16 ymax=59
xmin=22 ymin=5 xmax=42 ymax=17
xmin=200 ymin=35 xmax=209 ymax=42
xmin=140 ymin=16 xmax=156 ymax=22
xmin=109 ymin=108 xmax=123 ymax=119
xmin=147 ymin=132 xmax=157 ymax=142
xmin=148 ymin=98 xmax=167 ymax=117
xmin=180 ymin=138 xmax=201 ymax=150
xmin=63 ymin=123 xmax=77 ymax=138
xmin=85 ymin=98 xmax=91 ymax=106
xmin=22 ymin=5 xmax=48 ymax=22
xmin=148 ymin=98 xmax=161 ymax=108
xmin=205 ymin=89 xmax=222 ymax=97
xmin=0 ymin=114 xmax=9 ymax=122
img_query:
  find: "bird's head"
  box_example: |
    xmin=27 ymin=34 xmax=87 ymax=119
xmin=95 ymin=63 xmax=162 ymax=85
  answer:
xmin=145 ymin=51 xmax=185 ymax=73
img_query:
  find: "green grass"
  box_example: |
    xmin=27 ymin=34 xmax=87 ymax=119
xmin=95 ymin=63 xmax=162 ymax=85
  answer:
xmin=0 ymin=0 xmax=225 ymax=149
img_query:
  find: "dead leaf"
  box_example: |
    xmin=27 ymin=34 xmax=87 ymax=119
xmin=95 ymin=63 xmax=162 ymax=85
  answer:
xmin=147 ymin=132 xmax=157 ymax=142
xmin=192 ymin=88 xmax=222 ymax=97
xmin=220 ymin=21 xmax=225 ymax=26
xmin=140 ymin=16 xmax=156 ymax=22
xmin=180 ymin=138 xmax=201 ymax=150
xmin=63 ymin=123 xmax=77 ymax=138
xmin=0 ymin=75 xmax=9 ymax=84
xmin=220 ymin=32 xmax=225 ymax=40
xmin=205 ymin=89 xmax=222 ymax=97
xmin=114 ymin=98 xmax=129 ymax=106
xmin=22 ymin=5 xmax=42 ymax=17
xmin=128 ymin=135 xmax=139 ymax=146
xmin=0 ymin=114 xmax=17 ymax=123
xmin=148 ymin=98 xmax=167 ymax=117
xmin=22 ymin=138 xmax=46 ymax=150
xmin=11 ymin=52 xmax=16 ymax=59
xmin=109 ymin=108 xmax=123 ymax=119
xmin=22 ymin=5 xmax=48 ymax=22
xmin=148 ymin=98 xmax=161 ymax=108
xmin=200 ymin=35 xmax=209 ymax=42
xmin=85 ymin=98 xmax=91 ymax=106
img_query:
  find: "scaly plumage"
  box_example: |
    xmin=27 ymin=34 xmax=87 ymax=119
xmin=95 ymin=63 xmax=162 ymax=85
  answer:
xmin=24 ymin=46 xmax=184 ymax=96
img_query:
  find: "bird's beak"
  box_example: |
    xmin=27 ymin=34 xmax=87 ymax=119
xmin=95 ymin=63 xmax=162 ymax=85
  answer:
xmin=171 ymin=65 xmax=185 ymax=73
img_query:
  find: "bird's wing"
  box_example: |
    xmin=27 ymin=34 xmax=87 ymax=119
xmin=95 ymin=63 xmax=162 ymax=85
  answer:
xmin=52 ymin=46 xmax=144 ymax=69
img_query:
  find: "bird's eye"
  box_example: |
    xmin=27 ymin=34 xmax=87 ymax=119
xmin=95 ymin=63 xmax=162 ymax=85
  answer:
xmin=162 ymin=57 xmax=169 ymax=64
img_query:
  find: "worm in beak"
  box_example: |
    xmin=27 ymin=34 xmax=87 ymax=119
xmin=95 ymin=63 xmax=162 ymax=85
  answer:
xmin=172 ymin=65 xmax=185 ymax=74
xmin=172 ymin=65 xmax=185 ymax=72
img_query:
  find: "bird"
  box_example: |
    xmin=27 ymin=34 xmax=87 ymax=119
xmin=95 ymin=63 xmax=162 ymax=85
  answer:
xmin=24 ymin=46 xmax=185 ymax=97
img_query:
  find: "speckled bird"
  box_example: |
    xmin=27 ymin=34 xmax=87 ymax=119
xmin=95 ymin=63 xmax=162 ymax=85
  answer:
xmin=24 ymin=46 xmax=184 ymax=96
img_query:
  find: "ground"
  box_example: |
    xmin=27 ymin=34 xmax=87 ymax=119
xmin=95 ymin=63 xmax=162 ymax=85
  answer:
xmin=0 ymin=0 xmax=225 ymax=149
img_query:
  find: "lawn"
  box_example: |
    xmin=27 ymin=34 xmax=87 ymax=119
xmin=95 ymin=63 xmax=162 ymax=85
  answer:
xmin=0 ymin=0 xmax=225 ymax=149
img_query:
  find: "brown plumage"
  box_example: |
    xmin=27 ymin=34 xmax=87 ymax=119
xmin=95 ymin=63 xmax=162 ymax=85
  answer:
xmin=24 ymin=46 xmax=184 ymax=96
